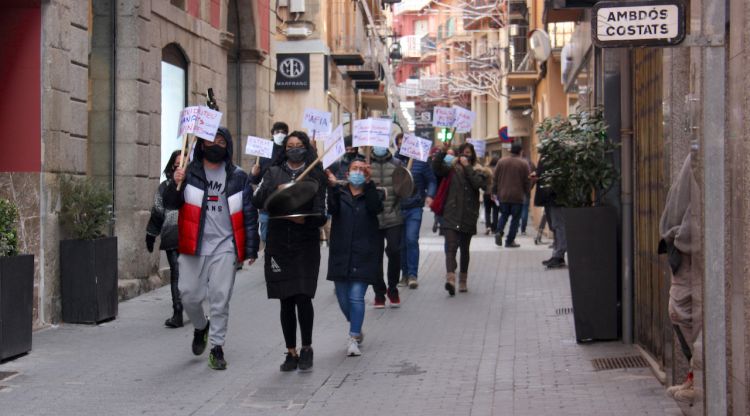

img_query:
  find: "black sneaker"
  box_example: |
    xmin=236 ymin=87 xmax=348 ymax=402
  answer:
xmin=298 ymin=347 xmax=314 ymax=372
xmin=192 ymin=320 xmax=209 ymax=356
xmin=494 ymin=232 xmax=504 ymax=246
xmin=541 ymin=258 xmax=554 ymax=266
xmin=280 ymin=352 xmax=299 ymax=372
xmin=546 ymin=257 xmax=566 ymax=268
xmin=505 ymin=242 xmax=520 ymax=248
xmin=208 ymin=345 xmax=227 ymax=370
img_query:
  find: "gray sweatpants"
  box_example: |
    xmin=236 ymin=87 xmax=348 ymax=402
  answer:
xmin=178 ymin=252 xmax=237 ymax=346
xmin=548 ymin=207 xmax=567 ymax=260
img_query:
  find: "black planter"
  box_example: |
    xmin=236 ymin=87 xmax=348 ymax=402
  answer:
xmin=0 ymin=254 xmax=34 ymax=361
xmin=60 ymin=237 xmax=118 ymax=324
xmin=563 ymin=206 xmax=619 ymax=342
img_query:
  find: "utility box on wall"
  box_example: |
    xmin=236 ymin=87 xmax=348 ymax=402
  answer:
xmin=289 ymin=0 xmax=305 ymax=13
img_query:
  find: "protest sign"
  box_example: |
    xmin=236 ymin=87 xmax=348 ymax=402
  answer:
xmin=302 ymin=108 xmax=333 ymax=135
xmin=453 ymin=106 xmax=475 ymax=134
xmin=245 ymin=136 xmax=275 ymax=159
xmin=399 ymin=134 xmax=432 ymax=162
xmin=323 ymin=124 xmax=346 ymax=169
xmin=178 ymin=106 xmax=223 ymax=141
xmin=432 ymin=106 xmax=456 ymax=128
xmin=466 ymin=138 xmax=486 ymax=157
xmin=352 ymin=118 xmax=392 ymax=148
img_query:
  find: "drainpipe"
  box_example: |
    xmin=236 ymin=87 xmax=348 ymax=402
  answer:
xmin=234 ymin=0 xmax=242 ymax=166
xmin=619 ymin=49 xmax=633 ymax=345
xmin=110 ymin=0 xmax=117 ymax=236
xmin=700 ymin=0 xmax=727 ymax=412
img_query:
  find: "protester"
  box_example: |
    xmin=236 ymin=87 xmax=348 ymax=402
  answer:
xmin=370 ymin=145 xmax=404 ymax=308
xmin=431 ymin=147 xmax=455 ymax=234
xmin=431 ymin=143 xmax=488 ymax=295
xmin=164 ymin=127 xmax=259 ymax=370
xmin=659 ymin=154 xmax=699 ymax=404
xmin=481 ymin=157 xmax=499 ymax=235
xmin=250 ymin=121 xmax=289 ymax=243
xmin=493 ymin=143 xmax=530 ymax=248
xmin=329 ymin=135 xmax=362 ymax=181
xmin=146 ymin=150 xmax=183 ymax=328
xmin=394 ymin=134 xmax=436 ymax=289
xmin=327 ymin=160 xmax=383 ymax=356
xmin=252 ymin=131 xmax=327 ymax=372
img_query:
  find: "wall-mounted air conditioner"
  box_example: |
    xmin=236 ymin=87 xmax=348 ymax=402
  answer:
xmin=290 ymin=0 xmax=305 ymax=13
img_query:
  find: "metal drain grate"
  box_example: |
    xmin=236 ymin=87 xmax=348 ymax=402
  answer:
xmin=0 ymin=372 xmax=17 ymax=381
xmin=555 ymin=307 xmax=573 ymax=315
xmin=592 ymin=355 xmax=649 ymax=371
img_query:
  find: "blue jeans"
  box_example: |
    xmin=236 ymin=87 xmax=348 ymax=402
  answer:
xmin=497 ymin=203 xmax=523 ymax=244
xmin=334 ymin=281 xmax=368 ymax=336
xmin=520 ymin=201 xmax=530 ymax=233
xmin=400 ymin=207 xmax=423 ymax=279
xmin=259 ymin=211 xmax=269 ymax=242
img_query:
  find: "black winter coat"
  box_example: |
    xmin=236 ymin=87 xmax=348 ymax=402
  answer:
xmin=252 ymin=163 xmax=327 ymax=299
xmin=146 ymin=180 xmax=179 ymax=251
xmin=327 ymin=182 xmax=383 ymax=284
xmin=432 ymin=152 xmax=488 ymax=235
xmin=533 ymin=158 xmax=557 ymax=207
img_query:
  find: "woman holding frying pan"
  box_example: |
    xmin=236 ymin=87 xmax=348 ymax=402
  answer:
xmin=252 ymin=131 xmax=327 ymax=372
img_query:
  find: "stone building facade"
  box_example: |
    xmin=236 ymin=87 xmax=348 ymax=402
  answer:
xmin=0 ymin=0 xmax=274 ymax=326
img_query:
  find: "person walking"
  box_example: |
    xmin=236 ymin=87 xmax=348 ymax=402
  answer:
xmin=519 ymin=151 xmax=536 ymax=235
xmin=481 ymin=157 xmax=499 ymax=235
xmin=394 ymin=134 xmax=436 ymax=289
xmin=370 ymin=145 xmax=404 ymax=308
xmin=252 ymin=131 xmax=327 ymax=372
xmin=432 ymin=143 xmax=488 ymax=295
xmin=146 ymin=150 xmax=184 ymax=328
xmin=535 ymin=155 xmax=566 ymax=268
xmin=327 ymin=159 xmax=383 ymax=356
xmin=493 ymin=143 xmax=530 ymax=248
xmin=164 ymin=127 xmax=259 ymax=370
xmin=250 ymin=121 xmax=289 ymax=243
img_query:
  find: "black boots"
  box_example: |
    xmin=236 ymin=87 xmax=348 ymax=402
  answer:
xmin=165 ymin=303 xmax=184 ymax=328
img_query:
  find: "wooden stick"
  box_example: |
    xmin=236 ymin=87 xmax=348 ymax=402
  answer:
xmin=295 ymin=139 xmax=341 ymax=183
xmin=407 ymin=158 xmax=414 ymax=170
xmin=176 ymin=134 xmax=192 ymax=191
xmin=365 ymin=146 xmax=372 ymax=165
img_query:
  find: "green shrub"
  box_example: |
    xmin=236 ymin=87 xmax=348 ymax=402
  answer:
xmin=0 ymin=198 xmax=19 ymax=256
xmin=536 ymin=108 xmax=619 ymax=207
xmin=59 ymin=175 xmax=113 ymax=240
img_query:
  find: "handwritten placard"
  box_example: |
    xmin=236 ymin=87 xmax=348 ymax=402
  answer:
xmin=323 ymin=124 xmax=346 ymax=169
xmin=352 ymin=118 xmax=392 ymax=148
xmin=302 ymin=108 xmax=333 ymax=135
xmin=399 ymin=134 xmax=432 ymax=162
xmin=245 ymin=136 xmax=275 ymax=159
xmin=453 ymin=106 xmax=475 ymax=134
xmin=466 ymin=138 xmax=486 ymax=157
xmin=432 ymin=106 xmax=456 ymax=128
xmin=178 ymin=106 xmax=223 ymax=141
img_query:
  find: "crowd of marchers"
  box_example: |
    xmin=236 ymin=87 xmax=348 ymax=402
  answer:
xmin=144 ymin=122 xmax=567 ymax=371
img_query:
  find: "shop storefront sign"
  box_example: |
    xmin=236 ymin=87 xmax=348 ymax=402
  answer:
xmin=592 ymin=0 xmax=685 ymax=47
xmin=275 ymin=53 xmax=310 ymax=90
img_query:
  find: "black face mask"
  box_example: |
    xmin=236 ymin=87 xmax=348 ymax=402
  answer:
xmin=203 ymin=145 xmax=227 ymax=163
xmin=286 ymin=147 xmax=307 ymax=163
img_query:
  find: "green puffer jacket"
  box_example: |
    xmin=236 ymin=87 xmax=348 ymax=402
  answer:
xmin=432 ymin=152 xmax=488 ymax=235
xmin=370 ymin=152 xmax=403 ymax=229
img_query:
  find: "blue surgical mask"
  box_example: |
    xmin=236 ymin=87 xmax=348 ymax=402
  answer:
xmin=373 ymin=147 xmax=388 ymax=157
xmin=443 ymin=154 xmax=455 ymax=165
xmin=272 ymin=133 xmax=286 ymax=146
xmin=348 ymin=171 xmax=366 ymax=187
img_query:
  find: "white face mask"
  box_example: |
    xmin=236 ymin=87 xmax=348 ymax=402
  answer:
xmin=273 ymin=133 xmax=286 ymax=146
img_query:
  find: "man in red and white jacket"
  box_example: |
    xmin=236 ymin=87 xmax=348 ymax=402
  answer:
xmin=164 ymin=126 xmax=259 ymax=370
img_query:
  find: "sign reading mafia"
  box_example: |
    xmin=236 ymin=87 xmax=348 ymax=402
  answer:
xmin=592 ymin=0 xmax=685 ymax=48
xmin=275 ymin=53 xmax=310 ymax=90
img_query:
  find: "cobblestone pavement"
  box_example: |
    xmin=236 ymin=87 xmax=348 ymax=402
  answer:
xmin=0 ymin=214 xmax=683 ymax=415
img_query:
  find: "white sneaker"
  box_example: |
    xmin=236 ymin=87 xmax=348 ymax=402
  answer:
xmin=347 ymin=337 xmax=362 ymax=356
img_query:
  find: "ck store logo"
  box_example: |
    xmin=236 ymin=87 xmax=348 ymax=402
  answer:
xmin=280 ymin=57 xmax=305 ymax=78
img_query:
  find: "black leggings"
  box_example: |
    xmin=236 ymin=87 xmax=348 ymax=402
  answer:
xmin=444 ymin=229 xmax=472 ymax=273
xmin=165 ymin=250 xmax=181 ymax=308
xmin=280 ymin=294 xmax=314 ymax=349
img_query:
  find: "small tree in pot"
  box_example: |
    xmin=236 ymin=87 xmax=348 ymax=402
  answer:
xmin=537 ymin=108 xmax=621 ymax=342
xmin=0 ymin=198 xmax=34 ymax=360
xmin=58 ymin=176 xmax=118 ymax=324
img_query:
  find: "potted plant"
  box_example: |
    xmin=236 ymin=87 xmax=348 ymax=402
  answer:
xmin=58 ymin=175 xmax=117 ymax=324
xmin=537 ymin=108 xmax=620 ymax=342
xmin=0 ymin=198 xmax=34 ymax=360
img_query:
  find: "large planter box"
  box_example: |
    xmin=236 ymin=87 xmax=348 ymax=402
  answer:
xmin=0 ymin=254 xmax=34 ymax=361
xmin=563 ymin=206 xmax=619 ymax=342
xmin=60 ymin=237 xmax=118 ymax=324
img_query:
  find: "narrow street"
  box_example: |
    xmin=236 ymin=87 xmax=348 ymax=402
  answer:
xmin=0 ymin=215 xmax=681 ymax=415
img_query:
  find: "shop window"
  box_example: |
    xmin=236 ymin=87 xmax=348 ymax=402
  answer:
xmin=161 ymin=44 xmax=188 ymax=180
